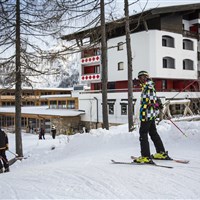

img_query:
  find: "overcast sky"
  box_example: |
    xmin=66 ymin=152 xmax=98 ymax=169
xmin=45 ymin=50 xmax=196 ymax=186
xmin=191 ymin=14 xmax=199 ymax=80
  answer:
xmin=115 ymin=0 xmax=200 ymax=15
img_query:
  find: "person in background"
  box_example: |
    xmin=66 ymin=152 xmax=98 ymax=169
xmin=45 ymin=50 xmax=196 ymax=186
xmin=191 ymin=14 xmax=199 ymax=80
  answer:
xmin=51 ymin=125 xmax=56 ymax=139
xmin=134 ymin=71 xmax=171 ymax=164
xmin=39 ymin=126 xmax=45 ymax=140
xmin=0 ymin=128 xmax=10 ymax=173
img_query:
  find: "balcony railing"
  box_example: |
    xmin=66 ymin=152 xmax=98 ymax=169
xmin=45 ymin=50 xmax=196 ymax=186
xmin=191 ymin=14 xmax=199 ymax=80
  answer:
xmin=183 ymin=30 xmax=200 ymax=39
xmin=80 ymin=55 xmax=101 ymax=65
xmin=81 ymin=73 xmax=101 ymax=82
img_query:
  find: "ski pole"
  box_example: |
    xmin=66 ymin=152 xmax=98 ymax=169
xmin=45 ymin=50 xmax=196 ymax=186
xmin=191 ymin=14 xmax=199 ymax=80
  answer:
xmin=8 ymin=150 xmax=19 ymax=157
xmin=158 ymin=81 xmax=197 ymax=136
xmin=159 ymin=107 xmax=187 ymax=137
xmin=163 ymin=80 xmax=197 ymax=107
xmin=0 ymin=155 xmax=9 ymax=164
xmin=167 ymin=117 xmax=187 ymax=137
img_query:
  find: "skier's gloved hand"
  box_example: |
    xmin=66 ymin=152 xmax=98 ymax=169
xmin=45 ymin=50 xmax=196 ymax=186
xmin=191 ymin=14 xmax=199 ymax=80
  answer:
xmin=148 ymin=103 xmax=159 ymax=109
xmin=5 ymin=144 xmax=9 ymax=150
xmin=154 ymin=103 xmax=160 ymax=109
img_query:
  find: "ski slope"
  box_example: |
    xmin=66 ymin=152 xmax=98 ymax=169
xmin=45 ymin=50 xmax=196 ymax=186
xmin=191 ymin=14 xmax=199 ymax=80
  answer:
xmin=0 ymin=119 xmax=200 ymax=199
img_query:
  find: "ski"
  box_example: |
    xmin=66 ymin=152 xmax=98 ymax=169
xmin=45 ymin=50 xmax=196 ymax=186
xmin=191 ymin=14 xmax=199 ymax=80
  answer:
xmin=167 ymin=158 xmax=189 ymax=164
xmin=131 ymin=156 xmax=189 ymax=164
xmin=8 ymin=156 xmax=23 ymax=166
xmin=111 ymin=159 xmax=173 ymax=169
xmin=8 ymin=156 xmax=28 ymax=166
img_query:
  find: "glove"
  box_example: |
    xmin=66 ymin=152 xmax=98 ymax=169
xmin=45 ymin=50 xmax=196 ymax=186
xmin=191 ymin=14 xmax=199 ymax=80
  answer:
xmin=154 ymin=103 xmax=160 ymax=109
xmin=5 ymin=145 xmax=9 ymax=150
xmin=148 ymin=103 xmax=159 ymax=110
xmin=156 ymin=98 xmax=164 ymax=109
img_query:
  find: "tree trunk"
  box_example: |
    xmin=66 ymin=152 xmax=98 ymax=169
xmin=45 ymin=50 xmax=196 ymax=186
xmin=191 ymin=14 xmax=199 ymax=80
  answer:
xmin=100 ymin=0 xmax=109 ymax=130
xmin=124 ymin=0 xmax=134 ymax=131
xmin=15 ymin=0 xmax=23 ymax=157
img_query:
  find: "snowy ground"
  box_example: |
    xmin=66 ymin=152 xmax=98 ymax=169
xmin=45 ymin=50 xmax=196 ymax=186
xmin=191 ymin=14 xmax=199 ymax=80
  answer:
xmin=0 ymin=119 xmax=200 ymax=199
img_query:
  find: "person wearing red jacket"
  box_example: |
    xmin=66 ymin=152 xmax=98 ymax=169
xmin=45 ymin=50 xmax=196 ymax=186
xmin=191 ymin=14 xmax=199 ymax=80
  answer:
xmin=0 ymin=128 xmax=10 ymax=173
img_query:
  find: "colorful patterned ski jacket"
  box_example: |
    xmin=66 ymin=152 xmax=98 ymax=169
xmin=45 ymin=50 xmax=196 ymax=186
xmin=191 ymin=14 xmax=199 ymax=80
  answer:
xmin=0 ymin=129 xmax=9 ymax=150
xmin=140 ymin=79 xmax=159 ymax=122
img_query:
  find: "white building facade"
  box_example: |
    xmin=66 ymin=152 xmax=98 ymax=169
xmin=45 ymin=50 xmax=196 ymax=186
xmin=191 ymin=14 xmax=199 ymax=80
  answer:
xmin=64 ymin=3 xmax=200 ymax=130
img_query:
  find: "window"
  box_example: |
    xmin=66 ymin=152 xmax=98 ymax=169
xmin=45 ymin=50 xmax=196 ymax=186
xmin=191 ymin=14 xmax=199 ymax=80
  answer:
xmin=198 ymin=52 xmax=200 ymax=61
xmin=121 ymin=104 xmax=127 ymax=115
xmin=163 ymin=57 xmax=175 ymax=69
xmin=120 ymin=99 xmax=136 ymax=115
xmin=94 ymin=65 xmax=100 ymax=73
xmin=50 ymin=100 xmax=57 ymax=109
xmin=58 ymin=101 xmax=66 ymax=109
xmin=107 ymin=99 xmax=116 ymax=115
xmin=82 ymin=49 xmax=99 ymax=57
xmin=162 ymin=80 xmax=167 ymax=90
xmin=183 ymin=59 xmax=194 ymax=70
xmin=41 ymin=101 xmax=48 ymax=106
xmin=117 ymin=42 xmax=123 ymax=50
xmin=183 ymin=39 xmax=193 ymax=50
xmin=74 ymin=85 xmax=84 ymax=91
xmin=108 ymin=104 xmax=114 ymax=115
xmin=108 ymin=82 xmax=115 ymax=90
xmin=67 ymin=100 xmax=75 ymax=109
xmin=162 ymin=36 xmax=174 ymax=48
xmin=94 ymin=83 xmax=101 ymax=90
xmin=95 ymin=48 xmax=101 ymax=55
xmin=118 ymin=62 xmax=124 ymax=70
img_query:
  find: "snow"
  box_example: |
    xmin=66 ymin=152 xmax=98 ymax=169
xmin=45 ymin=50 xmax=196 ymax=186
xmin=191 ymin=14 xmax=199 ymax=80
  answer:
xmin=0 ymin=106 xmax=85 ymax=117
xmin=0 ymin=119 xmax=200 ymax=199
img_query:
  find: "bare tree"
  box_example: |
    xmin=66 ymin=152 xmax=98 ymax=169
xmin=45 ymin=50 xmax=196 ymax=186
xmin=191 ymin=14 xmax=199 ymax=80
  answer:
xmin=100 ymin=0 xmax=109 ymax=130
xmin=60 ymin=0 xmax=117 ymax=130
xmin=0 ymin=0 xmax=92 ymax=156
xmin=0 ymin=0 xmax=118 ymax=155
xmin=124 ymin=0 xmax=134 ymax=132
xmin=15 ymin=0 xmax=23 ymax=156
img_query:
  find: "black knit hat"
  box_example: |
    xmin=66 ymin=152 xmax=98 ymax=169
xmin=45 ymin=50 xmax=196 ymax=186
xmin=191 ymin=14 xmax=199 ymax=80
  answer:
xmin=138 ymin=71 xmax=149 ymax=78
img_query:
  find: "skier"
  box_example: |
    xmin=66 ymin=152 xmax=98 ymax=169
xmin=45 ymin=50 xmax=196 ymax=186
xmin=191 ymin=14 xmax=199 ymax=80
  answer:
xmin=51 ymin=125 xmax=56 ymax=139
xmin=134 ymin=71 xmax=171 ymax=164
xmin=0 ymin=128 xmax=10 ymax=173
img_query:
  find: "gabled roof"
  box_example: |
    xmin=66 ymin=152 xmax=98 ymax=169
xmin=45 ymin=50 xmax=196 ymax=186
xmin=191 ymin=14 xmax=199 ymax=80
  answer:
xmin=61 ymin=3 xmax=200 ymax=42
xmin=150 ymin=3 xmax=200 ymax=14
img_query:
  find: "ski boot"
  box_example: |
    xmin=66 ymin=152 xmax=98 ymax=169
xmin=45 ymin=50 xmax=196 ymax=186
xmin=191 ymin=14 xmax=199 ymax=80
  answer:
xmin=0 ymin=168 xmax=3 ymax=173
xmin=134 ymin=156 xmax=154 ymax=164
xmin=151 ymin=151 xmax=172 ymax=160
xmin=4 ymin=167 xmax=10 ymax=173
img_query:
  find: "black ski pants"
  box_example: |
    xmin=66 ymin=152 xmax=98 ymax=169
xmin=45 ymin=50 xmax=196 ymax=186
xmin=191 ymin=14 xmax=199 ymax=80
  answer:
xmin=139 ymin=120 xmax=165 ymax=158
xmin=0 ymin=150 xmax=9 ymax=169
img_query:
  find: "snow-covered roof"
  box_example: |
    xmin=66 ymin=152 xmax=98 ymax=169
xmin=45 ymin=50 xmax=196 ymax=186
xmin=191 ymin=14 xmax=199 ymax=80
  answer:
xmin=0 ymin=87 xmax=73 ymax=91
xmin=0 ymin=106 xmax=85 ymax=117
xmin=40 ymin=94 xmax=72 ymax=99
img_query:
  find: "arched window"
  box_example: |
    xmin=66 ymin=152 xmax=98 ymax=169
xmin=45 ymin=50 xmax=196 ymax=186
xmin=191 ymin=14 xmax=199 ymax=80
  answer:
xmin=117 ymin=42 xmax=124 ymax=51
xmin=163 ymin=57 xmax=175 ymax=69
xmin=162 ymin=36 xmax=175 ymax=48
xmin=118 ymin=62 xmax=124 ymax=70
xmin=183 ymin=59 xmax=194 ymax=70
xmin=183 ymin=39 xmax=194 ymax=50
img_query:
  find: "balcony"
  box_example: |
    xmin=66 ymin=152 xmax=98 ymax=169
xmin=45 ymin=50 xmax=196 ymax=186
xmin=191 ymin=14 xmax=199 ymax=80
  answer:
xmin=80 ymin=55 xmax=101 ymax=66
xmin=183 ymin=30 xmax=200 ymax=40
xmin=81 ymin=73 xmax=101 ymax=82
